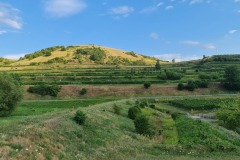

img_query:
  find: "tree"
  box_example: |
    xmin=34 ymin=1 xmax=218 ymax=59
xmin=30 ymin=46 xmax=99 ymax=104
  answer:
xmin=155 ymin=60 xmax=161 ymax=70
xmin=0 ymin=74 xmax=23 ymax=117
xmin=144 ymin=82 xmax=151 ymax=89
xmin=223 ymin=65 xmax=240 ymax=90
xmin=134 ymin=114 xmax=151 ymax=135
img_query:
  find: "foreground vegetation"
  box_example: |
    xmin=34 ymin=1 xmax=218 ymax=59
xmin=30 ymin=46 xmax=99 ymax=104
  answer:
xmin=0 ymin=98 xmax=239 ymax=159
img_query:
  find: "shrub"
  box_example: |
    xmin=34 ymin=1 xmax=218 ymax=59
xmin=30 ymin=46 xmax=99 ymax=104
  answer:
xmin=223 ymin=65 xmax=240 ymax=90
xmin=80 ymin=88 xmax=87 ymax=95
xmin=134 ymin=114 xmax=151 ymax=135
xmin=27 ymin=85 xmax=61 ymax=97
xmin=113 ymin=104 xmax=121 ymax=115
xmin=128 ymin=106 xmax=141 ymax=120
xmin=166 ymin=71 xmax=182 ymax=80
xmin=144 ymin=82 xmax=151 ymax=89
xmin=73 ymin=110 xmax=87 ymax=125
xmin=0 ymin=74 xmax=23 ymax=117
xmin=185 ymin=79 xmax=198 ymax=91
xmin=177 ymin=83 xmax=184 ymax=90
xmin=149 ymin=104 xmax=156 ymax=109
xmin=157 ymin=72 xmax=167 ymax=80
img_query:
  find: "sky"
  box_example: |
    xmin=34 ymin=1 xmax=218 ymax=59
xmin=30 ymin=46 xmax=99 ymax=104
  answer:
xmin=0 ymin=0 xmax=240 ymax=62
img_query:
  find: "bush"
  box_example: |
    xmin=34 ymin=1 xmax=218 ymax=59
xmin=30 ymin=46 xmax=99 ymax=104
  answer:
xmin=177 ymin=83 xmax=184 ymax=90
xmin=134 ymin=114 xmax=151 ymax=135
xmin=128 ymin=106 xmax=141 ymax=120
xmin=0 ymin=74 xmax=23 ymax=117
xmin=157 ymin=72 xmax=167 ymax=80
xmin=144 ymin=82 xmax=151 ymax=89
xmin=73 ymin=110 xmax=87 ymax=125
xmin=185 ymin=79 xmax=198 ymax=91
xmin=113 ymin=104 xmax=121 ymax=115
xmin=27 ymin=85 xmax=61 ymax=97
xmin=166 ymin=71 xmax=182 ymax=80
xmin=223 ymin=65 xmax=240 ymax=90
xmin=80 ymin=88 xmax=87 ymax=95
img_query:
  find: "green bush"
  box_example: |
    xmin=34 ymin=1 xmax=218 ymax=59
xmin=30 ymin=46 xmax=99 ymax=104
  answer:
xmin=80 ymin=88 xmax=87 ymax=95
xmin=223 ymin=65 xmax=240 ymax=90
xmin=134 ymin=114 xmax=151 ymax=135
xmin=128 ymin=106 xmax=141 ymax=120
xmin=27 ymin=85 xmax=61 ymax=97
xmin=166 ymin=71 xmax=182 ymax=80
xmin=177 ymin=83 xmax=184 ymax=90
xmin=144 ymin=82 xmax=151 ymax=89
xmin=185 ymin=79 xmax=198 ymax=91
xmin=113 ymin=104 xmax=121 ymax=115
xmin=0 ymin=74 xmax=23 ymax=117
xmin=73 ymin=110 xmax=87 ymax=125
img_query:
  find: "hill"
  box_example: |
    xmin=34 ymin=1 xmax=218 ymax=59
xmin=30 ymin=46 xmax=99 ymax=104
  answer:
xmin=12 ymin=45 xmax=159 ymax=66
xmin=0 ymin=57 xmax=16 ymax=66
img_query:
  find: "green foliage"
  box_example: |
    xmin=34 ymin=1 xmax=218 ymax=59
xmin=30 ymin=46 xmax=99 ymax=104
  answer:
xmin=165 ymin=71 xmax=182 ymax=80
xmin=113 ymin=104 xmax=121 ymax=115
xmin=125 ymin=51 xmax=138 ymax=57
xmin=0 ymin=74 xmax=23 ymax=117
xmin=23 ymin=47 xmax=59 ymax=60
xmin=155 ymin=60 xmax=161 ymax=70
xmin=223 ymin=65 xmax=240 ymax=90
xmin=205 ymin=54 xmax=240 ymax=62
xmin=46 ymin=57 xmax=67 ymax=64
xmin=27 ymin=84 xmax=61 ymax=97
xmin=80 ymin=88 xmax=87 ymax=95
xmin=144 ymin=82 xmax=151 ymax=89
xmin=216 ymin=101 xmax=240 ymax=130
xmin=185 ymin=79 xmax=197 ymax=91
xmin=177 ymin=83 xmax=184 ymax=90
xmin=157 ymin=72 xmax=167 ymax=80
xmin=158 ymin=71 xmax=182 ymax=80
xmin=128 ymin=106 xmax=141 ymax=120
xmin=134 ymin=114 xmax=151 ymax=135
xmin=169 ymin=98 xmax=223 ymax=110
xmin=73 ymin=110 xmax=87 ymax=125
xmin=175 ymin=115 xmax=239 ymax=152
xmin=75 ymin=47 xmax=106 ymax=62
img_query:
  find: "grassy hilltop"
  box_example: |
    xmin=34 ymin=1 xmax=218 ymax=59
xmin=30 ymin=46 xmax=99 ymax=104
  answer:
xmin=10 ymin=45 xmax=159 ymax=66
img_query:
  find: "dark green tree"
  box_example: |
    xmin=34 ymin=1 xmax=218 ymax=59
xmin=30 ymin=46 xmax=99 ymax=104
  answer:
xmin=223 ymin=65 xmax=240 ymax=90
xmin=134 ymin=115 xmax=151 ymax=135
xmin=155 ymin=60 xmax=161 ymax=70
xmin=0 ymin=74 xmax=23 ymax=117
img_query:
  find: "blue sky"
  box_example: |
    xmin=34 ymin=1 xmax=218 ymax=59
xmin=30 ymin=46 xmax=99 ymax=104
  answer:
xmin=0 ymin=0 xmax=240 ymax=61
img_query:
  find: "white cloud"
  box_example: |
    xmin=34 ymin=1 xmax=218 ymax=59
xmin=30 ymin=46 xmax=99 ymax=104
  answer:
xmin=228 ymin=29 xmax=237 ymax=34
xmin=0 ymin=30 xmax=7 ymax=34
xmin=165 ymin=6 xmax=174 ymax=10
xmin=150 ymin=32 xmax=159 ymax=40
xmin=3 ymin=53 xmax=25 ymax=60
xmin=190 ymin=0 xmax=203 ymax=5
xmin=110 ymin=6 xmax=134 ymax=18
xmin=154 ymin=53 xmax=202 ymax=62
xmin=182 ymin=40 xmax=216 ymax=50
xmin=44 ymin=0 xmax=87 ymax=18
xmin=140 ymin=2 xmax=164 ymax=14
xmin=0 ymin=3 xmax=22 ymax=29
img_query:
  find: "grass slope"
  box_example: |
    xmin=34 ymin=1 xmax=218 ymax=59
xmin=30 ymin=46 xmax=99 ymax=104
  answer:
xmin=12 ymin=45 xmax=159 ymax=66
xmin=0 ymin=99 xmax=239 ymax=160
